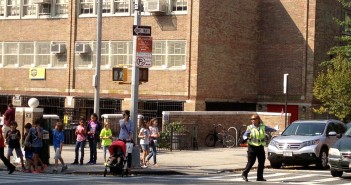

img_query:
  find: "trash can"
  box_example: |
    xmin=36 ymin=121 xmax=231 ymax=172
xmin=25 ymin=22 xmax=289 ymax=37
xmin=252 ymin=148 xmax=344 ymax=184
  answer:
xmin=40 ymin=130 xmax=50 ymax=165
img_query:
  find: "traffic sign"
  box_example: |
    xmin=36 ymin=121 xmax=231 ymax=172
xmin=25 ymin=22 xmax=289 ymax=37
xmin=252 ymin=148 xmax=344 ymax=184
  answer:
xmin=133 ymin=25 xmax=151 ymax=36
xmin=136 ymin=52 xmax=152 ymax=68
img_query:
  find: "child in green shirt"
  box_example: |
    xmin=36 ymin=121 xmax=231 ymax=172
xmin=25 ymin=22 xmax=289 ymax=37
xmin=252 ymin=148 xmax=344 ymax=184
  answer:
xmin=100 ymin=122 xmax=112 ymax=165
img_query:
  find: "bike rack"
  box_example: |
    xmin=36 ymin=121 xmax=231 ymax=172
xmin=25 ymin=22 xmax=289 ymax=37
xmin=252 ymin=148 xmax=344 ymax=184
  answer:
xmin=228 ymin=127 xmax=238 ymax=147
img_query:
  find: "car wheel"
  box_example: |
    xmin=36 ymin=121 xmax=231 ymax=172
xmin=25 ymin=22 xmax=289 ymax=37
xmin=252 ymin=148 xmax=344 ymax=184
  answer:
xmin=330 ymin=170 xmax=343 ymax=177
xmin=270 ymin=161 xmax=282 ymax=169
xmin=317 ymin=149 xmax=328 ymax=169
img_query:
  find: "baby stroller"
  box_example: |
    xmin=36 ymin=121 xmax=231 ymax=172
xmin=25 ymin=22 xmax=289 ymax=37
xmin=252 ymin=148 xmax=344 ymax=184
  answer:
xmin=104 ymin=140 xmax=128 ymax=177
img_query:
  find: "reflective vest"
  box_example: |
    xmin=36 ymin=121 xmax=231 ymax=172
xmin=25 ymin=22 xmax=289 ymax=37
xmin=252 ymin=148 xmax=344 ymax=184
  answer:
xmin=247 ymin=124 xmax=266 ymax=146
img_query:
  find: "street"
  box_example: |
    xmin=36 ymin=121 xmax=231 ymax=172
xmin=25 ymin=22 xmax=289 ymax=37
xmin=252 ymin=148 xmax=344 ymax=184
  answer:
xmin=2 ymin=168 xmax=351 ymax=185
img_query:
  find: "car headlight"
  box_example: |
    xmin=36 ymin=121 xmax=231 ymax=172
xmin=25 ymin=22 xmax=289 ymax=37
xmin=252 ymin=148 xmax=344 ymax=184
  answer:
xmin=301 ymin=139 xmax=320 ymax=147
xmin=269 ymin=139 xmax=279 ymax=148
xmin=328 ymin=148 xmax=341 ymax=157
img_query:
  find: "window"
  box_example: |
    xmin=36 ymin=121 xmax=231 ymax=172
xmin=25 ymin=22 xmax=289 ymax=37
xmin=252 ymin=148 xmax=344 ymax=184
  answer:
xmin=0 ymin=0 xmax=5 ymax=16
xmin=110 ymin=41 xmax=132 ymax=67
xmin=172 ymin=0 xmax=187 ymax=12
xmin=7 ymin=0 xmax=20 ymax=17
xmin=3 ymin=43 xmax=18 ymax=67
xmin=38 ymin=3 xmax=51 ymax=16
xmin=0 ymin=42 xmax=67 ymax=68
xmin=113 ymin=0 xmax=129 ymax=13
xmin=19 ymin=43 xmax=34 ymax=67
xmin=152 ymin=40 xmax=186 ymax=68
xmin=101 ymin=0 xmax=111 ymax=13
xmin=80 ymin=0 xmax=95 ymax=14
xmin=23 ymin=0 xmax=36 ymax=17
xmin=75 ymin=40 xmax=186 ymax=69
xmin=56 ymin=0 xmax=68 ymax=15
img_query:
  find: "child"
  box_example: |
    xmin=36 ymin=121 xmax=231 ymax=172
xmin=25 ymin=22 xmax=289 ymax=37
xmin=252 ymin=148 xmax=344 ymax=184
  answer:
xmin=26 ymin=119 xmax=46 ymax=173
xmin=72 ymin=117 xmax=87 ymax=165
xmin=52 ymin=122 xmax=67 ymax=173
xmin=86 ymin=113 xmax=101 ymax=165
xmin=0 ymin=121 xmax=15 ymax=174
xmin=6 ymin=121 xmax=25 ymax=170
xmin=146 ymin=118 xmax=160 ymax=166
xmin=138 ymin=120 xmax=150 ymax=168
xmin=23 ymin=123 xmax=34 ymax=173
xmin=100 ymin=122 xmax=112 ymax=165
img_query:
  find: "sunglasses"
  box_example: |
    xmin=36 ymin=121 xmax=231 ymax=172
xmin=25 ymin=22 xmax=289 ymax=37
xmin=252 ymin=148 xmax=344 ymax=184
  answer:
xmin=251 ymin=118 xmax=258 ymax=120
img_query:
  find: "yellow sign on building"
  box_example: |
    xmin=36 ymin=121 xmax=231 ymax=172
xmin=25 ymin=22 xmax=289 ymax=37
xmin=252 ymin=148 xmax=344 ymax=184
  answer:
xmin=29 ymin=68 xmax=46 ymax=80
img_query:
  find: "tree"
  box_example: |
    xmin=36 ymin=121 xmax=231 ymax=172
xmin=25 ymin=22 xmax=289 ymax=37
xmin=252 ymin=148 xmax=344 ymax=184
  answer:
xmin=313 ymin=0 xmax=351 ymax=120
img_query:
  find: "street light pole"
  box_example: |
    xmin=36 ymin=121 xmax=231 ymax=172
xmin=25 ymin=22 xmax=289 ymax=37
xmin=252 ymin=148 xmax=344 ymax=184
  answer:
xmin=93 ymin=0 xmax=102 ymax=116
xmin=283 ymin=73 xmax=289 ymax=128
xmin=131 ymin=0 xmax=141 ymax=142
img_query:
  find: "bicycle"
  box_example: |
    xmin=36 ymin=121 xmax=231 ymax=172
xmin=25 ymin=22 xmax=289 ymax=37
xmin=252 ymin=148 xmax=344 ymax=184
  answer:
xmin=205 ymin=124 xmax=236 ymax=148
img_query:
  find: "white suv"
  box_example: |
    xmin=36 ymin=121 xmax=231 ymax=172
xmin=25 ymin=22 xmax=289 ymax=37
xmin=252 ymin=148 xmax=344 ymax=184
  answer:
xmin=267 ymin=120 xmax=346 ymax=169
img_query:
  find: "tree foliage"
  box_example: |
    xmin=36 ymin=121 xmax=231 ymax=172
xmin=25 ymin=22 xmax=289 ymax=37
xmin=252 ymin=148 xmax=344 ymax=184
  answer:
xmin=313 ymin=0 xmax=351 ymax=120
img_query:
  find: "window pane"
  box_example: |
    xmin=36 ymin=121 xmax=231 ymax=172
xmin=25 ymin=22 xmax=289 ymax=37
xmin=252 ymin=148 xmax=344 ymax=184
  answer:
xmin=36 ymin=42 xmax=51 ymax=67
xmin=80 ymin=0 xmax=94 ymax=14
xmin=23 ymin=0 xmax=36 ymax=16
xmin=102 ymin=0 xmax=111 ymax=13
xmin=110 ymin=41 xmax=131 ymax=66
xmin=56 ymin=0 xmax=68 ymax=15
xmin=152 ymin=41 xmax=166 ymax=66
xmin=52 ymin=54 xmax=67 ymax=67
xmin=114 ymin=0 xmax=129 ymax=13
xmin=0 ymin=0 xmax=5 ymax=16
xmin=172 ymin=0 xmax=187 ymax=11
xmin=7 ymin=0 xmax=20 ymax=16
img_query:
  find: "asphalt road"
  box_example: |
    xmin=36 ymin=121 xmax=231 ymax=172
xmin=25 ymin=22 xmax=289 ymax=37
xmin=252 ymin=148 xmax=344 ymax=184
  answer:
xmin=2 ymin=168 xmax=351 ymax=185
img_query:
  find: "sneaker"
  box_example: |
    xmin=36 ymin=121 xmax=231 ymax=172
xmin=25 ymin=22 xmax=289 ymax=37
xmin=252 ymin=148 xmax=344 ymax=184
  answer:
xmin=61 ymin=165 xmax=68 ymax=172
xmin=71 ymin=161 xmax=79 ymax=165
xmin=80 ymin=161 xmax=83 ymax=165
xmin=41 ymin=164 xmax=47 ymax=172
xmin=8 ymin=167 xmax=15 ymax=174
xmin=153 ymin=163 xmax=159 ymax=167
xmin=52 ymin=169 xmax=58 ymax=174
xmin=32 ymin=170 xmax=40 ymax=174
xmin=141 ymin=165 xmax=148 ymax=168
xmin=86 ymin=161 xmax=93 ymax=165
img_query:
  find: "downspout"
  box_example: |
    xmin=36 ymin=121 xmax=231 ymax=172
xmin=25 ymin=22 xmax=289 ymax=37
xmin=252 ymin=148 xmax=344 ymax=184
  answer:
xmin=303 ymin=0 xmax=309 ymax=100
xmin=68 ymin=0 xmax=76 ymax=95
xmin=187 ymin=0 xmax=193 ymax=101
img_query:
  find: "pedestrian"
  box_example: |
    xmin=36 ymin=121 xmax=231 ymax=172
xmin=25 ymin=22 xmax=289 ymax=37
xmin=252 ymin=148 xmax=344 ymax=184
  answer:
xmin=23 ymin=123 xmax=34 ymax=173
xmin=52 ymin=122 xmax=67 ymax=173
xmin=2 ymin=103 xmax=15 ymax=144
xmin=146 ymin=118 xmax=160 ymax=166
xmin=100 ymin=121 xmax=112 ymax=165
xmin=26 ymin=119 xmax=46 ymax=173
xmin=86 ymin=113 xmax=101 ymax=165
xmin=138 ymin=120 xmax=150 ymax=168
xmin=0 ymin=120 xmax=15 ymax=174
xmin=118 ymin=110 xmax=134 ymax=170
xmin=6 ymin=121 xmax=25 ymax=170
xmin=241 ymin=114 xmax=278 ymax=182
xmin=72 ymin=117 xmax=87 ymax=165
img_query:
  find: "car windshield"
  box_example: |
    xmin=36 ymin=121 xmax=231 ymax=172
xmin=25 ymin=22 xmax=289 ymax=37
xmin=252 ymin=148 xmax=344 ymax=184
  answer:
xmin=344 ymin=127 xmax=351 ymax=137
xmin=281 ymin=122 xmax=326 ymax=136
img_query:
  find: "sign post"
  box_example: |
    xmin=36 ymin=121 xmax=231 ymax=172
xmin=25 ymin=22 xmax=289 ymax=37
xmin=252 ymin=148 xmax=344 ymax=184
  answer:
xmin=283 ymin=73 xmax=289 ymax=128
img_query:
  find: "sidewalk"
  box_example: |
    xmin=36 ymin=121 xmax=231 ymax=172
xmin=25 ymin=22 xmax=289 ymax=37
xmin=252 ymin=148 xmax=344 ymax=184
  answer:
xmin=2 ymin=145 xmax=258 ymax=175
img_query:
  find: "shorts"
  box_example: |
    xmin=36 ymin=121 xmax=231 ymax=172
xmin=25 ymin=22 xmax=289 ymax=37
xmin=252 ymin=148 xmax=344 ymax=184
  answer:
xmin=32 ymin=147 xmax=42 ymax=154
xmin=25 ymin=151 xmax=33 ymax=159
xmin=140 ymin=144 xmax=150 ymax=151
xmin=2 ymin=125 xmax=10 ymax=142
xmin=7 ymin=147 xmax=23 ymax=157
xmin=54 ymin=147 xmax=61 ymax=160
xmin=103 ymin=145 xmax=110 ymax=155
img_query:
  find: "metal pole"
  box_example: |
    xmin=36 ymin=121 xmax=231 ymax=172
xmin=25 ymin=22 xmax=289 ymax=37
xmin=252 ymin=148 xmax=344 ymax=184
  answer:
xmin=283 ymin=74 xmax=289 ymax=128
xmin=131 ymin=0 xmax=141 ymax=142
xmin=94 ymin=0 xmax=102 ymax=116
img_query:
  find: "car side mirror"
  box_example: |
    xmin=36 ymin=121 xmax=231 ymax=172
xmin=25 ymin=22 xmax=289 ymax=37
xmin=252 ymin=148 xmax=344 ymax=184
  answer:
xmin=328 ymin=131 xmax=337 ymax=136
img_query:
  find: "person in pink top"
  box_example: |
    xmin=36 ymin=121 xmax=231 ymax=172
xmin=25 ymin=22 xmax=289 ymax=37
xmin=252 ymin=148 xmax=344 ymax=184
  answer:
xmin=72 ymin=117 xmax=87 ymax=165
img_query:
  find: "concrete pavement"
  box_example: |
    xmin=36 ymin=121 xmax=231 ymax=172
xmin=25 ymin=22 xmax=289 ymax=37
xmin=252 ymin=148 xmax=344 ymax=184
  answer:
xmin=3 ymin=145 xmax=259 ymax=176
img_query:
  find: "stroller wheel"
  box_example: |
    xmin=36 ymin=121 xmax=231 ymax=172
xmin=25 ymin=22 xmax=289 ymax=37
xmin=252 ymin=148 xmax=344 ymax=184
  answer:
xmin=104 ymin=168 xmax=107 ymax=177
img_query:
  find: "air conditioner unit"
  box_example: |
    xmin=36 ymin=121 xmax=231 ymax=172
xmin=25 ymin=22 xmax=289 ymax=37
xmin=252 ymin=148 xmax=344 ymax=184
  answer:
xmin=50 ymin=43 xmax=66 ymax=54
xmin=32 ymin=0 xmax=51 ymax=4
xmin=144 ymin=0 xmax=167 ymax=13
xmin=75 ymin=43 xmax=90 ymax=54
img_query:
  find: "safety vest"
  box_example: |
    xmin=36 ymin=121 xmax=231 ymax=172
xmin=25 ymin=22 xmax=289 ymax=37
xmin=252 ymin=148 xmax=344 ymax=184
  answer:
xmin=247 ymin=124 xmax=266 ymax=146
